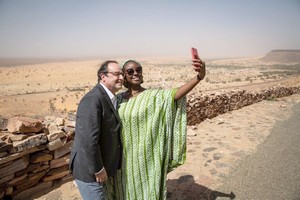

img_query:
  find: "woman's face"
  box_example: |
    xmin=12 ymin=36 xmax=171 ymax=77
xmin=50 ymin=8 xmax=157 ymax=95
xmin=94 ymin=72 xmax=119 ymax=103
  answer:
xmin=123 ymin=62 xmax=143 ymax=86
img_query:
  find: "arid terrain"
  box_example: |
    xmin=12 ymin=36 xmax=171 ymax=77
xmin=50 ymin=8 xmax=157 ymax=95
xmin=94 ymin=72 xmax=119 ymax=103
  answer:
xmin=1 ymin=55 xmax=300 ymax=199
xmin=1 ymin=56 xmax=300 ymax=118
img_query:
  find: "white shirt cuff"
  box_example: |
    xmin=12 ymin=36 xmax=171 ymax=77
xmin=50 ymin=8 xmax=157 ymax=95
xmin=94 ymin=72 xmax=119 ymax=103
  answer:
xmin=94 ymin=167 xmax=104 ymax=175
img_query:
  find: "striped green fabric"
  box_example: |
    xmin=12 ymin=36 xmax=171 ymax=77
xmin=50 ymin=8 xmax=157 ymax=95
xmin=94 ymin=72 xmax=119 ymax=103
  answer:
xmin=106 ymin=89 xmax=187 ymax=200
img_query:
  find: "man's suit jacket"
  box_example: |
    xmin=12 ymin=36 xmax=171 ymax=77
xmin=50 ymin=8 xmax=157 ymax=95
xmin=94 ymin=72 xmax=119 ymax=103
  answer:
xmin=69 ymin=84 xmax=122 ymax=182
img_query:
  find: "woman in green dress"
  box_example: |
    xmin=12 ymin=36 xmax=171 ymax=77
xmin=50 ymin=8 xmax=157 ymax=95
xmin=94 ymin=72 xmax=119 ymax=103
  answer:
xmin=106 ymin=57 xmax=206 ymax=200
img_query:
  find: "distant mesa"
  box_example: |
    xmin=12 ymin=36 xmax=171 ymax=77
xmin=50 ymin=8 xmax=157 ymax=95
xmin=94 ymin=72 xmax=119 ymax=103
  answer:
xmin=260 ymin=49 xmax=300 ymax=63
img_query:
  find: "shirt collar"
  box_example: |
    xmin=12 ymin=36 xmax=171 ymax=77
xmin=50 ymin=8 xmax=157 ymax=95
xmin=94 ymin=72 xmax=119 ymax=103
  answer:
xmin=99 ymin=83 xmax=115 ymax=101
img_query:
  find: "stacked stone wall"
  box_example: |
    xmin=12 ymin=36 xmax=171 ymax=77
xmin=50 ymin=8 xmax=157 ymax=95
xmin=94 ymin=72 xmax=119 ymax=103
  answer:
xmin=0 ymin=117 xmax=75 ymax=200
xmin=0 ymin=85 xmax=299 ymax=199
xmin=187 ymin=86 xmax=300 ymax=125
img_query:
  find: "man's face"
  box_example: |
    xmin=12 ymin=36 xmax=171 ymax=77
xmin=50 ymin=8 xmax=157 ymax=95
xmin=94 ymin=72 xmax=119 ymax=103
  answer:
xmin=101 ymin=63 xmax=124 ymax=94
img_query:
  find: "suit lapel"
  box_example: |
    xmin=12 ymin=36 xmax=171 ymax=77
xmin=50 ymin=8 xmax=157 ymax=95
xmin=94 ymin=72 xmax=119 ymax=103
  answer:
xmin=97 ymin=84 xmax=121 ymax=123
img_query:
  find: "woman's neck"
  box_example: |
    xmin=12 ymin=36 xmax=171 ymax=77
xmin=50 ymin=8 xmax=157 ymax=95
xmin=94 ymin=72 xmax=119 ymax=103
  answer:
xmin=126 ymin=86 xmax=146 ymax=98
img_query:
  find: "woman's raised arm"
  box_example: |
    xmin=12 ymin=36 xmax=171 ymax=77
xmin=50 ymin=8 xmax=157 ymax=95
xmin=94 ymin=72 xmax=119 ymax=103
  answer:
xmin=174 ymin=58 xmax=206 ymax=101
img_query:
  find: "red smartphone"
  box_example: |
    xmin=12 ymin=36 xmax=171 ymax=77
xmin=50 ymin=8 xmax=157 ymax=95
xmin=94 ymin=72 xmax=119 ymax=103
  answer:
xmin=191 ymin=47 xmax=199 ymax=59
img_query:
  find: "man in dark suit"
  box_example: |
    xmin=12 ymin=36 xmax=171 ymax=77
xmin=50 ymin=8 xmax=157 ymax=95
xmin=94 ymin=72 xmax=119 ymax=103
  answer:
xmin=69 ymin=60 xmax=124 ymax=200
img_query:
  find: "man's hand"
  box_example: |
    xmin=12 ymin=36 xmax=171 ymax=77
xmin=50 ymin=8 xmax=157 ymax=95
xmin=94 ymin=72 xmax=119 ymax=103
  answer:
xmin=95 ymin=167 xmax=108 ymax=183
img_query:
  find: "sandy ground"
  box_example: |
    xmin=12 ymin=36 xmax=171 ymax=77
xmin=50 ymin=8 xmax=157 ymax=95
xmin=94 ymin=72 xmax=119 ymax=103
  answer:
xmin=0 ymin=57 xmax=300 ymax=199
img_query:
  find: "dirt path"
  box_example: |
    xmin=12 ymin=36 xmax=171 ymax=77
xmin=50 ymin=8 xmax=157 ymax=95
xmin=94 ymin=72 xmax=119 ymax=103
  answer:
xmin=166 ymin=94 xmax=300 ymax=199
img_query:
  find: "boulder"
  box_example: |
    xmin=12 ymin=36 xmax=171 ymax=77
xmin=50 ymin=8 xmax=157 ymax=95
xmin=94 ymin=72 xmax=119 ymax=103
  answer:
xmin=7 ymin=117 xmax=44 ymax=133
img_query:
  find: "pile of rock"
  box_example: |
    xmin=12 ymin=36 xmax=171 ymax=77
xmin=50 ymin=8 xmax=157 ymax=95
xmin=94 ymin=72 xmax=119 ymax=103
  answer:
xmin=187 ymin=86 xmax=300 ymax=125
xmin=0 ymin=116 xmax=75 ymax=199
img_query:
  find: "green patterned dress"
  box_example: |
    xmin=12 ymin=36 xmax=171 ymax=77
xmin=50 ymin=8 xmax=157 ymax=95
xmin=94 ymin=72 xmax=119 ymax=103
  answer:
xmin=106 ymin=89 xmax=187 ymax=200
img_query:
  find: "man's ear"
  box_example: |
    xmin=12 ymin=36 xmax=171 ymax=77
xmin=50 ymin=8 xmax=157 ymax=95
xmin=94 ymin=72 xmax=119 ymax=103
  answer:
xmin=100 ymin=73 xmax=106 ymax=81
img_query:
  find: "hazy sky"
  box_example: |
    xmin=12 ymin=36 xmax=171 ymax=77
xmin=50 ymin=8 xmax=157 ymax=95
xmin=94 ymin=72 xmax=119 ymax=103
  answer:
xmin=0 ymin=0 xmax=299 ymax=59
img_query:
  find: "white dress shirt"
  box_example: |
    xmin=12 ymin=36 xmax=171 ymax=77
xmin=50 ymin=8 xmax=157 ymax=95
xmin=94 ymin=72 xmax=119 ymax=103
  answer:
xmin=100 ymin=83 xmax=117 ymax=109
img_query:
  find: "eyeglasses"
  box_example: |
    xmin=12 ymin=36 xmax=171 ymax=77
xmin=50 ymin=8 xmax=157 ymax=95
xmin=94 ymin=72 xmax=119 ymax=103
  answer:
xmin=105 ymin=71 xmax=124 ymax=77
xmin=126 ymin=67 xmax=143 ymax=76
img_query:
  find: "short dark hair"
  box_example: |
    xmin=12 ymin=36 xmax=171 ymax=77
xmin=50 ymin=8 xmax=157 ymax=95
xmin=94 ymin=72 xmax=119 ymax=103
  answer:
xmin=97 ymin=60 xmax=118 ymax=81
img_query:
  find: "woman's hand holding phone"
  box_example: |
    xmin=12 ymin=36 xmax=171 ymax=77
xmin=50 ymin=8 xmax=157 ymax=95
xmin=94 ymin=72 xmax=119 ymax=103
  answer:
xmin=191 ymin=47 xmax=206 ymax=80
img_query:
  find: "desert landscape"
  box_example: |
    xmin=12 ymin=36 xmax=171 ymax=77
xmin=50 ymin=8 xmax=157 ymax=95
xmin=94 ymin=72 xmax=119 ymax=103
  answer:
xmin=1 ymin=51 xmax=300 ymax=199
xmin=1 ymin=53 xmax=300 ymax=118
